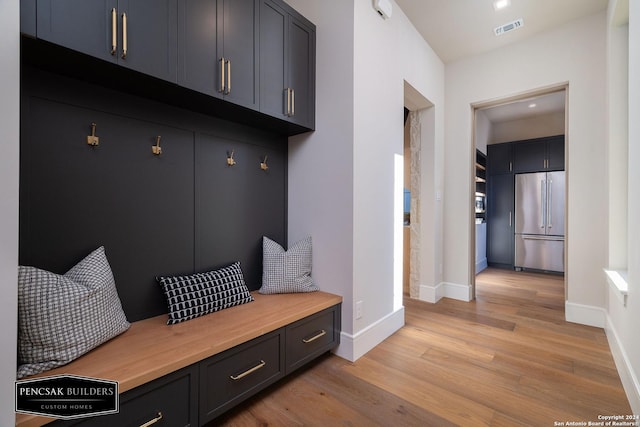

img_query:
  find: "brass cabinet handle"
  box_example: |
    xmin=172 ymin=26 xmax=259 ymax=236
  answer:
xmin=302 ymin=329 xmax=326 ymax=343
xmin=219 ymin=57 xmax=225 ymax=93
xmin=284 ymin=88 xmax=290 ymax=116
xmin=230 ymin=360 xmax=266 ymax=380
xmin=121 ymin=13 xmax=128 ymax=59
xmin=110 ymin=8 xmax=117 ymax=55
xmin=291 ymin=89 xmax=295 ymax=116
xmin=139 ymin=412 xmax=163 ymax=427
xmin=225 ymin=60 xmax=231 ymax=95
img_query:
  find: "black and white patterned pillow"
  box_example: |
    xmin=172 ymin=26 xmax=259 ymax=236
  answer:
xmin=17 ymin=247 xmax=130 ymax=379
xmin=157 ymin=262 xmax=254 ymax=325
xmin=259 ymin=236 xmax=319 ymax=294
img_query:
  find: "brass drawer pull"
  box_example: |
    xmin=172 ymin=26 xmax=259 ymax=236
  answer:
xmin=230 ymin=360 xmax=266 ymax=380
xmin=303 ymin=329 xmax=326 ymax=344
xmin=139 ymin=412 xmax=163 ymax=427
xmin=110 ymin=8 xmax=117 ymax=55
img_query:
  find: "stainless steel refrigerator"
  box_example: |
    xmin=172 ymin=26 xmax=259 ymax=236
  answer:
xmin=514 ymin=171 xmax=565 ymax=273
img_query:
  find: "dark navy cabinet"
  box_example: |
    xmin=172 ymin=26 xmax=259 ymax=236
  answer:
xmin=512 ymin=135 xmax=565 ymax=173
xmin=178 ymin=0 xmax=259 ymax=110
xmin=487 ymin=173 xmax=514 ymax=268
xmin=487 ymin=142 xmax=512 ymax=175
xmin=36 ymin=0 xmax=178 ymax=83
xmin=260 ymin=0 xmax=316 ymax=129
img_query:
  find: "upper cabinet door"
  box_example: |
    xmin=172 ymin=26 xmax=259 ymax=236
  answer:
xmin=118 ymin=0 xmax=178 ymax=82
xmin=287 ymin=15 xmax=315 ymax=129
xmin=487 ymin=143 xmax=512 ymax=175
xmin=512 ymin=140 xmax=546 ymax=173
xmin=546 ymin=136 xmax=565 ymax=171
xmin=36 ymin=0 xmax=119 ymax=63
xmin=259 ymin=0 xmax=315 ymax=130
xmin=178 ymin=0 xmax=259 ymax=110
xmin=36 ymin=0 xmax=177 ymax=82
xmin=218 ymin=0 xmax=259 ymax=110
xmin=259 ymin=0 xmax=287 ymax=120
xmin=178 ymin=0 xmax=219 ymax=96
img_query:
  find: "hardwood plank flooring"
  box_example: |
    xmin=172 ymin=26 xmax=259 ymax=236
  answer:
xmin=211 ymin=268 xmax=632 ymax=426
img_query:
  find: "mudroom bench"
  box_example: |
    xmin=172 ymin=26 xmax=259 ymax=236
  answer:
xmin=16 ymin=291 xmax=342 ymax=427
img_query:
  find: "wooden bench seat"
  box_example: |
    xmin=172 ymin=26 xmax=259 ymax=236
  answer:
xmin=16 ymin=291 xmax=342 ymax=427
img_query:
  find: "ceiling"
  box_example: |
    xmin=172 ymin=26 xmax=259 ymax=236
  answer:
xmin=394 ymin=1 xmax=605 ymax=122
xmin=393 ymin=0 xmax=608 ymax=64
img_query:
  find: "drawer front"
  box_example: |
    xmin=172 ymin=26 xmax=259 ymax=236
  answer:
xmin=51 ymin=366 xmax=198 ymax=427
xmin=285 ymin=304 xmax=341 ymax=373
xmin=199 ymin=330 xmax=284 ymax=423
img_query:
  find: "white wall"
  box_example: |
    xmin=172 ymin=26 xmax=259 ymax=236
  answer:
xmin=285 ymin=0 xmax=444 ymax=360
xmin=445 ymin=12 xmax=608 ymax=325
xmin=490 ymin=112 xmax=565 ymax=144
xmin=0 ymin=0 xmax=20 ymax=424
xmin=606 ymin=0 xmax=640 ymax=414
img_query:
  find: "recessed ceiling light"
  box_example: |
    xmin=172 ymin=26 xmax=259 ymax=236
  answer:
xmin=528 ymin=103 xmax=537 ymax=108
xmin=493 ymin=0 xmax=511 ymax=11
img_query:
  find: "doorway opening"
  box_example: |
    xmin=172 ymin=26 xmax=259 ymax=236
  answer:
xmin=403 ymin=81 xmax=436 ymax=301
xmin=471 ymin=85 xmax=568 ymax=302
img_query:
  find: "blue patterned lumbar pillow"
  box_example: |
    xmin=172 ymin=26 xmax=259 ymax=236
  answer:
xmin=157 ymin=262 xmax=254 ymax=325
xmin=259 ymin=236 xmax=319 ymax=294
xmin=17 ymin=246 xmax=130 ymax=379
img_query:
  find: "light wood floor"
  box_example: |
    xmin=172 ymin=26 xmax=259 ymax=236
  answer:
xmin=213 ymin=268 xmax=632 ymax=426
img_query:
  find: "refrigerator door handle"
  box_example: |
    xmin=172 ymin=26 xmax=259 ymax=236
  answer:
xmin=522 ymin=235 xmax=564 ymax=242
xmin=547 ymin=179 xmax=553 ymax=230
xmin=541 ymin=179 xmax=546 ymax=229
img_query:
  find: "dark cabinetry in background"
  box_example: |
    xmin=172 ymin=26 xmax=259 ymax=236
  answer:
xmin=512 ymin=135 xmax=565 ymax=173
xmin=36 ymin=0 xmax=178 ymax=83
xmin=487 ymin=173 xmax=514 ymax=268
xmin=485 ymin=135 xmax=565 ymax=269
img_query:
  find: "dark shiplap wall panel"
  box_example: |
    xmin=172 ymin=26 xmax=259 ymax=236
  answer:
xmin=20 ymin=68 xmax=287 ymax=322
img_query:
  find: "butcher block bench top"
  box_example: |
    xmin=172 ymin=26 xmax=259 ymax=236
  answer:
xmin=16 ymin=291 xmax=343 ymax=427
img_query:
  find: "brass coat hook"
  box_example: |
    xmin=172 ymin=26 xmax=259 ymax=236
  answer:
xmin=152 ymin=136 xmax=162 ymax=155
xmin=260 ymin=155 xmax=268 ymax=171
xmin=87 ymin=123 xmax=100 ymax=146
xmin=227 ymin=150 xmax=236 ymax=166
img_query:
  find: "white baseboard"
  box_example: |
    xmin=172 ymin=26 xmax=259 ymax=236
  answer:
xmin=419 ymin=282 xmax=472 ymax=303
xmin=606 ymin=314 xmax=640 ymax=415
xmin=564 ymin=301 xmax=606 ymax=328
xmin=333 ymin=306 xmax=405 ymax=362
xmin=475 ymin=258 xmax=488 ymax=274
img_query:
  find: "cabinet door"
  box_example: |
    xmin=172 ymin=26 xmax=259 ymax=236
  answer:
xmin=118 ymin=0 xmax=178 ymax=82
xmin=287 ymin=14 xmax=315 ymax=129
xmin=218 ymin=0 xmax=259 ymax=110
xmin=512 ymin=140 xmax=546 ymax=173
xmin=259 ymin=0 xmax=288 ymax=120
xmin=487 ymin=143 xmax=512 ymax=175
xmin=177 ymin=0 xmax=219 ymax=96
xmin=36 ymin=0 xmax=118 ymax=63
xmin=487 ymin=173 xmax=514 ymax=267
xmin=547 ymin=136 xmax=565 ymax=171
xmin=36 ymin=0 xmax=177 ymax=83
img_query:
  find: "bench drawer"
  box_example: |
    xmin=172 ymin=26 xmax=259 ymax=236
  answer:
xmin=50 ymin=366 xmax=198 ymax=427
xmin=199 ymin=330 xmax=284 ymax=424
xmin=285 ymin=304 xmax=341 ymax=373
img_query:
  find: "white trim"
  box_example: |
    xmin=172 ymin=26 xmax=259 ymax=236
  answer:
xmin=419 ymin=282 xmax=472 ymax=303
xmin=606 ymin=314 xmax=640 ymax=415
xmin=333 ymin=306 xmax=405 ymax=362
xmin=564 ymin=301 xmax=606 ymax=328
xmin=475 ymin=258 xmax=488 ymax=274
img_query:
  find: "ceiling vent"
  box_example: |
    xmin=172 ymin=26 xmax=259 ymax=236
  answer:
xmin=494 ymin=18 xmax=524 ymax=36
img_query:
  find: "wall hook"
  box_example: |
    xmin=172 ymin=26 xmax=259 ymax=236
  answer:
xmin=260 ymin=155 xmax=269 ymax=171
xmin=152 ymin=136 xmax=162 ymax=155
xmin=87 ymin=123 xmax=100 ymax=146
xmin=227 ymin=150 xmax=236 ymax=166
